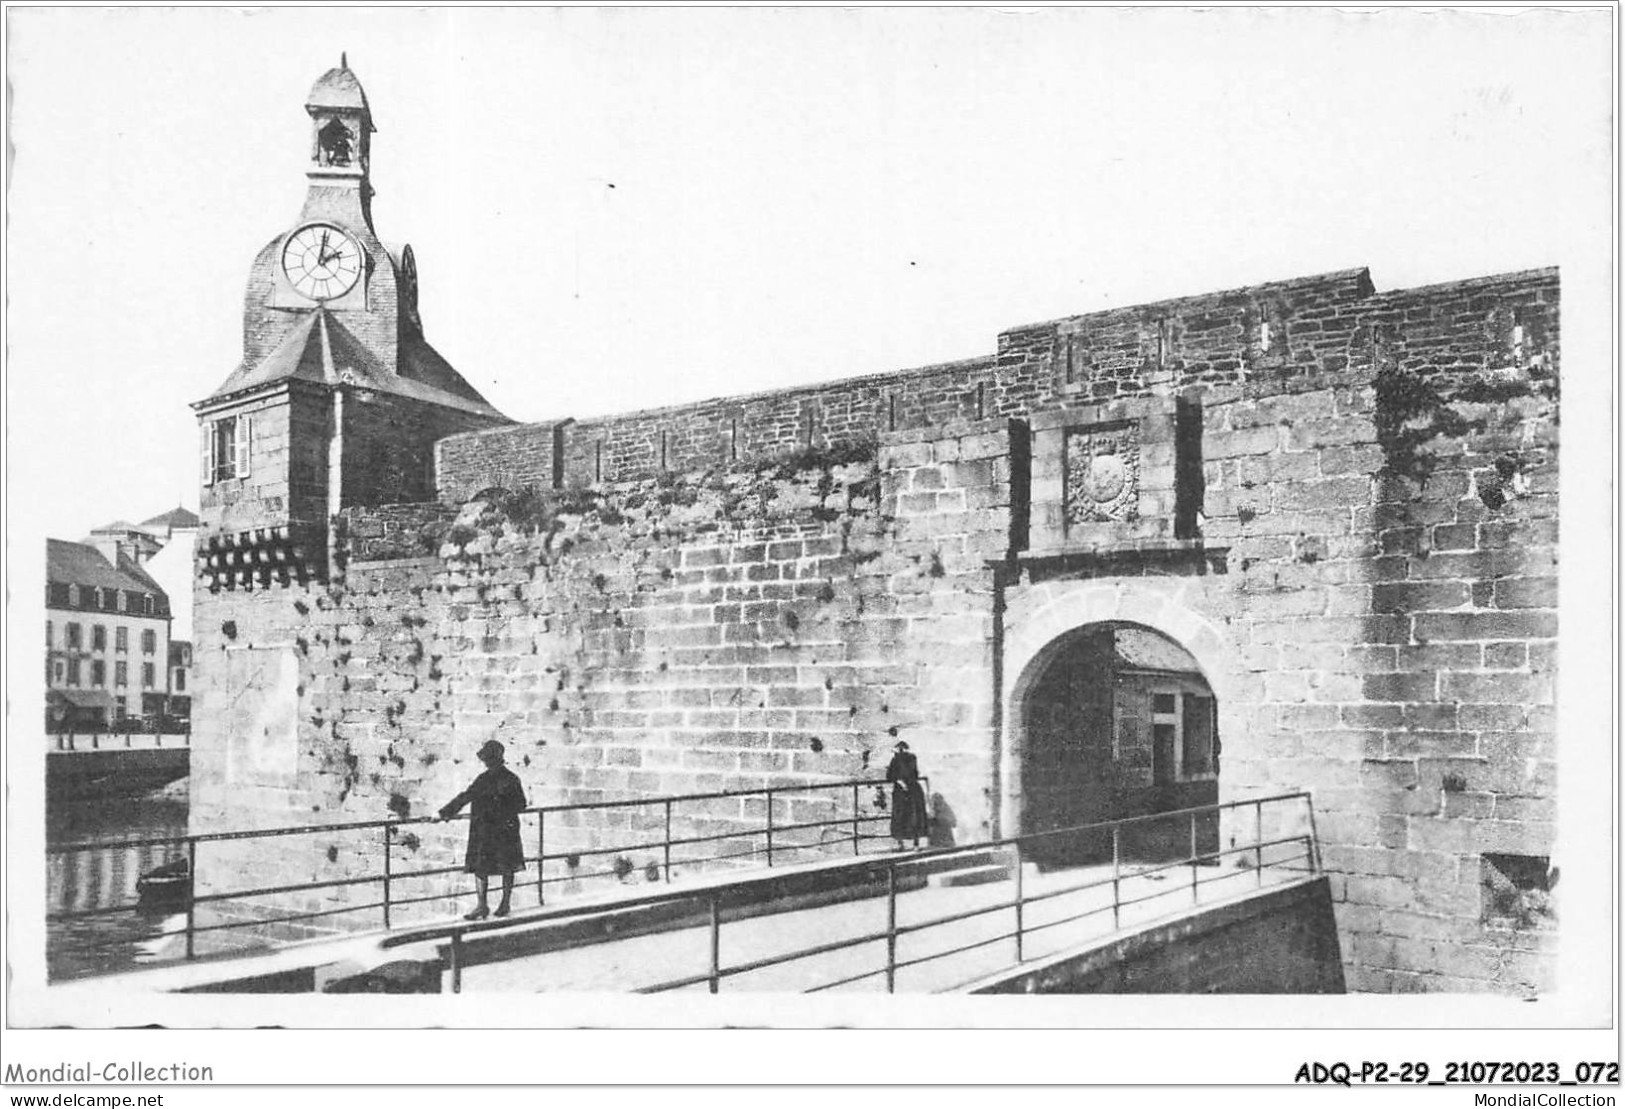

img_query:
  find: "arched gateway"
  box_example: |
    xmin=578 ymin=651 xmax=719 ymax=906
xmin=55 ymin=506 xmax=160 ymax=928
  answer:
xmin=1001 ymin=583 xmax=1239 ymax=866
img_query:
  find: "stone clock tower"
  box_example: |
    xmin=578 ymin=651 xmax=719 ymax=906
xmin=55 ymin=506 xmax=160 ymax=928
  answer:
xmin=193 ymin=58 xmax=509 ymax=588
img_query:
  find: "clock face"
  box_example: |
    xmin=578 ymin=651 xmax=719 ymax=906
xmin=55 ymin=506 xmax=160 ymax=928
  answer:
xmin=281 ymin=224 xmax=363 ymax=301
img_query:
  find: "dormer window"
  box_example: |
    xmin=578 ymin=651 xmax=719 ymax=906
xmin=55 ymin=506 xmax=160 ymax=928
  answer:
xmin=204 ymin=415 xmax=252 ymax=484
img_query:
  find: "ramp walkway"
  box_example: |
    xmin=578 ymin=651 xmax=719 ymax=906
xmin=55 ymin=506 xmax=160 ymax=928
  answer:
xmin=353 ymin=790 xmax=1322 ymax=994
xmin=49 ymin=785 xmax=1321 ymax=995
xmin=425 ymin=855 xmax=1315 ymax=993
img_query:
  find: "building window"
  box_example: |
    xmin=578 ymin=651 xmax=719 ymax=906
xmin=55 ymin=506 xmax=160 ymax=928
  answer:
xmin=174 ymin=669 xmax=187 ymax=693
xmin=205 ymin=414 xmax=252 ymax=484
xmin=115 ymin=661 xmax=128 ymax=687
xmin=91 ymin=660 xmax=106 ymax=687
xmin=68 ymin=584 xmax=79 ymax=607
xmin=92 ymin=625 xmax=107 ymax=652
xmin=46 ymin=620 xmax=52 ymax=648
xmin=1182 ymin=694 xmax=1217 ymax=778
xmin=116 ymin=627 xmax=129 ymax=653
xmin=67 ymin=658 xmax=81 ymax=686
xmin=117 ymin=590 xmax=128 ymax=612
xmin=141 ymin=629 xmax=157 ymax=654
xmin=143 ymin=594 xmax=156 ymax=615
xmin=1150 ymin=689 xmax=1218 ymax=783
xmin=141 ymin=662 xmax=156 ymax=689
xmin=66 ymin=623 xmax=82 ymax=650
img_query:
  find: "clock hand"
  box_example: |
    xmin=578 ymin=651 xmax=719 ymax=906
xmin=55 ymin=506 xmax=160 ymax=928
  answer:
xmin=319 ymin=241 xmax=350 ymax=268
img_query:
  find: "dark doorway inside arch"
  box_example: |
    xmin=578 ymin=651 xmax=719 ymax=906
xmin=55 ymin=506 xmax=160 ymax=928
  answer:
xmin=1019 ymin=622 xmax=1219 ymax=868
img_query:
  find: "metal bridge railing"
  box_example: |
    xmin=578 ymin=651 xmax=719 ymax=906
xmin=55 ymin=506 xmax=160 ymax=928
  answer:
xmin=50 ymin=731 xmax=192 ymax=751
xmin=45 ymin=774 xmax=923 ymax=972
xmin=639 ymin=789 xmax=1320 ymax=994
xmin=385 ymin=790 xmax=1318 ymax=994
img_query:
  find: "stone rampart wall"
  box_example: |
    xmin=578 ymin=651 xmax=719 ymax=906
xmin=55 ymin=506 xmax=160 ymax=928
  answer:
xmin=193 ymin=265 xmax=1560 ymax=992
xmin=193 ymin=426 xmax=1017 ymax=925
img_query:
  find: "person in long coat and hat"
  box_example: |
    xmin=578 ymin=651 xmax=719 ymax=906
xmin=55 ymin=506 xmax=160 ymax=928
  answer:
xmin=438 ymin=739 xmax=528 ymax=920
xmin=885 ymin=740 xmax=928 ymax=850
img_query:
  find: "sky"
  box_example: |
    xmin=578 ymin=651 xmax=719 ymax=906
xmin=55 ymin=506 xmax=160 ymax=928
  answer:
xmin=4 ymin=5 xmax=1612 ymax=545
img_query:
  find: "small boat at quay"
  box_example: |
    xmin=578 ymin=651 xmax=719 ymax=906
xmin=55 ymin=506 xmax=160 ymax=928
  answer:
xmin=135 ymin=857 xmax=192 ymax=909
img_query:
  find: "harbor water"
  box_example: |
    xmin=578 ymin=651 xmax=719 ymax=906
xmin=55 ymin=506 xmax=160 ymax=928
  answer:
xmin=47 ymin=785 xmax=191 ymax=981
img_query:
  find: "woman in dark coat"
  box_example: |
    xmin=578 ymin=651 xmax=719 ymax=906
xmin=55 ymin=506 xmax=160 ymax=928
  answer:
xmin=438 ymin=740 xmax=528 ymax=920
xmin=886 ymin=740 xmax=928 ymax=850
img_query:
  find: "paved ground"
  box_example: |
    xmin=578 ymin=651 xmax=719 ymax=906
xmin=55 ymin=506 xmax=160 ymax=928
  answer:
xmin=454 ymin=848 xmax=1313 ymax=993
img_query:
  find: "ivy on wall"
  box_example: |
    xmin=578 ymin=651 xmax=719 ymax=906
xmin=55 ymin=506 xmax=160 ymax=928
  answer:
xmin=1373 ymin=367 xmax=1555 ymax=487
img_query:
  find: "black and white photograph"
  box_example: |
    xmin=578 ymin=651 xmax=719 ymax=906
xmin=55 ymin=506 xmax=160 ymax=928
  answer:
xmin=2 ymin=2 xmax=1617 ymax=1093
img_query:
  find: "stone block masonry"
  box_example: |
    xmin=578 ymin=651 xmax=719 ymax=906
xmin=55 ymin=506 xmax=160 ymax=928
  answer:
xmin=195 ymin=264 xmax=1560 ymax=994
xmin=193 ymin=434 xmax=1020 ymax=923
xmin=970 ymin=876 xmax=1346 ymax=994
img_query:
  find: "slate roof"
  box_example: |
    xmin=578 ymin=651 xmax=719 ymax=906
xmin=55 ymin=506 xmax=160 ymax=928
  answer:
xmin=1113 ymin=626 xmax=1202 ymax=674
xmin=207 ymin=312 xmax=328 ymax=398
xmin=203 ymin=310 xmax=506 ymax=419
xmin=307 ymin=62 xmax=373 ymax=123
xmin=140 ymin=506 xmax=200 ymax=531
xmin=47 ymin=539 xmax=167 ymax=598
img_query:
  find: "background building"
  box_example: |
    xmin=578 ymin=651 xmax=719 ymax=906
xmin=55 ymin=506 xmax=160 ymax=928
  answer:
xmin=140 ymin=506 xmax=201 ymax=645
xmin=45 ymin=539 xmax=174 ymax=732
xmin=167 ymin=639 xmax=194 ymax=729
xmin=45 ymin=506 xmax=196 ymax=732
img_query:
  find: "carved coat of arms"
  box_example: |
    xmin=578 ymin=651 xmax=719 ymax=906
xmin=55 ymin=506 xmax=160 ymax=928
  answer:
xmin=1065 ymin=422 xmax=1140 ymax=525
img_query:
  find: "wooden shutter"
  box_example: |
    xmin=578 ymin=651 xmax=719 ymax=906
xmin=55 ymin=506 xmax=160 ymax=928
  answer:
xmin=203 ymin=422 xmax=216 ymax=486
xmin=1210 ymin=696 xmax=1220 ymax=776
xmin=235 ymin=414 xmax=252 ymax=479
xmin=1183 ymin=694 xmax=1215 ymax=777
